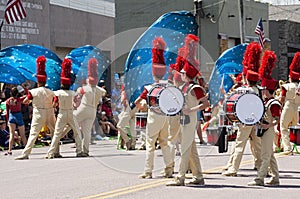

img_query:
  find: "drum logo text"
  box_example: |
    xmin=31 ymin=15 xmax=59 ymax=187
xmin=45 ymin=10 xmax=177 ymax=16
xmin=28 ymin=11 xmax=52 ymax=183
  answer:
xmin=245 ymin=117 xmax=255 ymax=123
xmin=167 ymin=107 xmax=178 ymax=113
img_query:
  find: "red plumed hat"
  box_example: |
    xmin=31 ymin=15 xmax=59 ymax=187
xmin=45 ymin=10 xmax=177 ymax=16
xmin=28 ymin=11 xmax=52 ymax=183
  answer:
xmin=289 ymin=52 xmax=300 ymax=81
xmin=152 ymin=37 xmax=166 ymax=78
xmin=61 ymin=58 xmax=72 ymax=85
xmin=247 ymin=42 xmax=262 ymax=73
xmin=246 ymin=70 xmax=259 ymax=82
xmin=36 ymin=56 xmax=47 ymax=83
xmin=88 ymin=58 xmax=98 ymax=85
xmin=181 ymin=62 xmax=199 ymax=79
xmin=179 ymin=34 xmax=200 ymax=79
xmin=242 ymin=44 xmax=252 ymax=75
xmin=184 ymin=34 xmax=199 ymax=69
xmin=173 ymin=46 xmax=186 ymax=72
xmin=244 ymin=42 xmax=262 ymax=82
xmin=259 ymin=50 xmax=278 ymax=91
xmin=242 ymin=42 xmax=262 ymax=76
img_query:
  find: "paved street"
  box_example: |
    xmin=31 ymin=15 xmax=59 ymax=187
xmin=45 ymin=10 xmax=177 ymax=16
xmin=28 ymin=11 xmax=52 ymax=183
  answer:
xmin=1 ymin=137 xmax=300 ymax=199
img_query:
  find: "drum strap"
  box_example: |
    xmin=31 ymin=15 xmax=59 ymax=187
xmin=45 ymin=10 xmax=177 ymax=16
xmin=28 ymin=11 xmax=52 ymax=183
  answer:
xmin=265 ymin=99 xmax=281 ymax=110
xmin=181 ymin=82 xmax=196 ymax=95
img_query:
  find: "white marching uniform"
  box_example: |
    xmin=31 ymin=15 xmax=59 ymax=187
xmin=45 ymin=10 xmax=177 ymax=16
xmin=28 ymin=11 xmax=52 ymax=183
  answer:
xmin=74 ymin=85 xmax=106 ymax=155
xmin=117 ymin=105 xmax=138 ymax=147
xmin=257 ymin=99 xmax=280 ymax=183
xmin=224 ymin=86 xmax=262 ymax=175
xmin=47 ymin=90 xmax=83 ymax=157
xmin=22 ymin=87 xmax=56 ymax=157
xmin=143 ymin=84 xmax=172 ymax=176
xmin=280 ymin=82 xmax=300 ymax=152
xmin=176 ymin=83 xmax=205 ymax=181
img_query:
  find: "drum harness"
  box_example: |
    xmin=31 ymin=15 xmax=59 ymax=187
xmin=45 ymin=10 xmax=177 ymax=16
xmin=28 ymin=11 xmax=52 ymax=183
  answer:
xmin=179 ymin=82 xmax=200 ymax=125
xmin=256 ymin=98 xmax=281 ymax=137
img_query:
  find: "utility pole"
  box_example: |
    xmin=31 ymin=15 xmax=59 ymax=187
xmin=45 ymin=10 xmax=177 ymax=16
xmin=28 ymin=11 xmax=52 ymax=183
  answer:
xmin=194 ymin=0 xmax=203 ymax=69
xmin=194 ymin=0 xmax=202 ymax=43
xmin=238 ymin=0 xmax=245 ymax=44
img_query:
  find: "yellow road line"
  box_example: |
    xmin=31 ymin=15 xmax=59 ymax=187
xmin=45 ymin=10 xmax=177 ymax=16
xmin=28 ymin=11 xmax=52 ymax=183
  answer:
xmin=81 ymin=179 xmax=169 ymax=199
xmin=82 ymin=154 xmax=291 ymax=199
xmin=97 ymin=180 xmax=169 ymax=199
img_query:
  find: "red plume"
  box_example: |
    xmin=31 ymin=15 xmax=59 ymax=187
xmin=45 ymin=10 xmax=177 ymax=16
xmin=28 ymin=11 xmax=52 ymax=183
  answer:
xmin=247 ymin=42 xmax=262 ymax=72
xmin=173 ymin=46 xmax=186 ymax=72
xmin=289 ymin=52 xmax=300 ymax=73
xmin=88 ymin=58 xmax=98 ymax=85
xmin=61 ymin=58 xmax=72 ymax=85
xmin=259 ymin=50 xmax=277 ymax=79
xmin=36 ymin=56 xmax=47 ymax=82
xmin=152 ymin=37 xmax=166 ymax=65
xmin=37 ymin=56 xmax=46 ymax=75
xmin=184 ymin=34 xmax=199 ymax=69
xmin=242 ymin=44 xmax=253 ymax=74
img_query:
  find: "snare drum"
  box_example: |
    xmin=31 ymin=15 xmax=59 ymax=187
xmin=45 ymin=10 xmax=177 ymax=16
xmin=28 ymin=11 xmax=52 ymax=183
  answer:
xmin=135 ymin=112 xmax=148 ymax=131
xmin=289 ymin=126 xmax=300 ymax=145
xmin=206 ymin=127 xmax=219 ymax=146
xmin=227 ymin=127 xmax=237 ymax=141
xmin=224 ymin=93 xmax=264 ymax=125
xmin=147 ymin=85 xmax=184 ymax=116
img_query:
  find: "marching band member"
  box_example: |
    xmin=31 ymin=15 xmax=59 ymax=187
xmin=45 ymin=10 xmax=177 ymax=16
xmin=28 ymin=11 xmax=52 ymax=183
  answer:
xmin=166 ymin=69 xmax=185 ymax=174
xmin=116 ymin=84 xmax=138 ymax=150
xmin=15 ymin=56 xmax=56 ymax=160
xmin=279 ymin=52 xmax=300 ymax=154
xmin=248 ymin=50 xmax=281 ymax=186
xmin=167 ymin=34 xmax=209 ymax=186
xmin=222 ymin=42 xmax=262 ymax=176
xmin=73 ymin=58 xmax=106 ymax=157
xmin=136 ymin=37 xmax=173 ymax=179
xmin=45 ymin=58 xmax=83 ymax=158
xmin=222 ymin=73 xmax=260 ymax=170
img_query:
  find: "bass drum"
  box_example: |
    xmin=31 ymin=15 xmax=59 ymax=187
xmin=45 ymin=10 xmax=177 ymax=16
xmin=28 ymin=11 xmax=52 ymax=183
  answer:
xmin=147 ymin=85 xmax=184 ymax=116
xmin=224 ymin=93 xmax=264 ymax=125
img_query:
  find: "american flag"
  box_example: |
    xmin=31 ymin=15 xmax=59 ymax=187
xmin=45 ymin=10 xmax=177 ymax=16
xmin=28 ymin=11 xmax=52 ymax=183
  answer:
xmin=5 ymin=0 xmax=26 ymax=24
xmin=255 ymin=18 xmax=265 ymax=48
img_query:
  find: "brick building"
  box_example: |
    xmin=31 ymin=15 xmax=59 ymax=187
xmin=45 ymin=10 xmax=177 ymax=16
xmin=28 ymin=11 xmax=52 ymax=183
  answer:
xmin=269 ymin=5 xmax=300 ymax=80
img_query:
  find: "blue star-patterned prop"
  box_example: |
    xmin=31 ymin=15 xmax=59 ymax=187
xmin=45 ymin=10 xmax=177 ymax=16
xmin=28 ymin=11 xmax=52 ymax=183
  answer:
xmin=124 ymin=11 xmax=198 ymax=107
xmin=66 ymin=45 xmax=111 ymax=90
xmin=0 ymin=44 xmax=62 ymax=90
xmin=208 ymin=43 xmax=248 ymax=107
xmin=0 ymin=44 xmax=111 ymax=91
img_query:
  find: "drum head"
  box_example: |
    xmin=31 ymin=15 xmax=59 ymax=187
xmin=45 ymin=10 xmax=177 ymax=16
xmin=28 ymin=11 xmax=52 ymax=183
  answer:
xmin=158 ymin=86 xmax=184 ymax=115
xmin=235 ymin=93 xmax=264 ymax=125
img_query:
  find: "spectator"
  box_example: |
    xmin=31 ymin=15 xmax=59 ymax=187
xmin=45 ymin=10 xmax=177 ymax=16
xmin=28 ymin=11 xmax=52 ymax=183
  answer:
xmin=99 ymin=111 xmax=118 ymax=136
xmin=0 ymin=120 xmax=9 ymax=149
xmin=3 ymin=84 xmax=13 ymax=101
xmin=5 ymin=87 xmax=27 ymax=155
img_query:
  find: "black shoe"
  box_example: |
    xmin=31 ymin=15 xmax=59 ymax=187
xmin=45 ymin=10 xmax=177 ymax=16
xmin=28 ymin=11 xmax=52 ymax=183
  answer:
xmin=4 ymin=151 xmax=12 ymax=156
